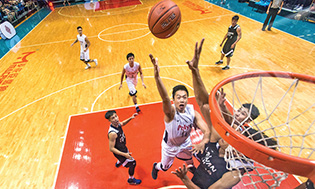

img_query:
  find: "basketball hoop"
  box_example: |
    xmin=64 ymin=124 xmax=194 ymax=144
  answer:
xmin=209 ymin=71 xmax=315 ymax=185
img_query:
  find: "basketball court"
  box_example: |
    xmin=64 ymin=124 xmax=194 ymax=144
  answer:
xmin=0 ymin=0 xmax=314 ymax=188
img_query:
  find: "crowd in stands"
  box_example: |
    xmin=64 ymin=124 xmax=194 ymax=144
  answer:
xmin=283 ymin=0 xmax=314 ymax=10
xmin=0 ymin=0 xmax=41 ymax=24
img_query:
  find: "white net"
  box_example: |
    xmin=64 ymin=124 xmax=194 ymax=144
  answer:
xmin=217 ymin=74 xmax=315 ymax=188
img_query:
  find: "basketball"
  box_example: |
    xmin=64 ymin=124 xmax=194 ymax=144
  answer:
xmin=148 ymin=0 xmax=181 ymax=39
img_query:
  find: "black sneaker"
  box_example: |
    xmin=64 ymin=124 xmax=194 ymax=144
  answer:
xmin=262 ymin=27 xmax=266 ymax=31
xmin=267 ymin=28 xmax=271 ymax=31
xmin=215 ymin=60 xmax=223 ymax=65
xmin=136 ymin=107 xmax=141 ymax=113
xmin=127 ymin=178 xmax=141 ymax=185
xmin=115 ymin=161 xmax=122 ymax=168
xmin=188 ymin=165 xmax=196 ymax=174
xmin=222 ymin=65 xmax=230 ymax=70
xmin=152 ymin=162 xmax=159 ymax=180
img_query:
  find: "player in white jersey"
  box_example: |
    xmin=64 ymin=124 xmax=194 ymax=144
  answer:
xmin=119 ymin=53 xmax=146 ymax=113
xmin=149 ymin=54 xmax=210 ymax=180
xmin=71 ymin=26 xmax=98 ymax=70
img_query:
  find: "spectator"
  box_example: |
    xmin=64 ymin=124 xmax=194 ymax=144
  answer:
xmin=262 ymin=0 xmax=284 ymax=31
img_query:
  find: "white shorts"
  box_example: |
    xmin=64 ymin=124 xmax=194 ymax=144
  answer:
xmin=126 ymin=77 xmax=138 ymax=96
xmin=160 ymin=140 xmax=193 ymax=170
xmin=80 ymin=49 xmax=90 ymax=61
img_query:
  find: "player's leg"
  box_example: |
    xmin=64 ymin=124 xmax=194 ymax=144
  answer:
xmin=176 ymin=148 xmax=196 ymax=173
xmin=267 ymin=8 xmax=278 ymax=30
xmin=152 ymin=142 xmax=176 ymax=179
xmin=262 ymin=12 xmax=272 ymax=31
xmin=124 ymin=159 xmax=141 ymax=185
xmin=222 ymin=45 xmax=233 ymax=70
xmin=126 ymin=78 xmax=140 ymax=112
xmin=85 ymin=49 xmax=98 ymax=67
xmin=215 ymin=51 xmax=225 ymax=65
xmin=81 ymin=50 xmax=91 ymax=69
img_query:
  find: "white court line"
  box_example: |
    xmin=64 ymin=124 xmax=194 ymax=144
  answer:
xmin=158 ymin=185 xmax=187 ymax=189
xmin=57 ymin=3 xmax=148 ymax=18
xmin=18 ymin=13 xmax=235 ymax=48
xmin=90 ymin=76 xmax=194 ymax=112
xmin=0 ymin=65 xmax=262 ymax=121
xmin=97 ymin=23 xmax=151 ymax=43
xmin=52 ymin=114 xmax=72 ymax=189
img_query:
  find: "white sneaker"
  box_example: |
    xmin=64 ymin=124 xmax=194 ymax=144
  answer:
xmin=85 ymin=65 xmax=91 ymax=70
xmin=94 ymin=59 xmax=98 ymax=66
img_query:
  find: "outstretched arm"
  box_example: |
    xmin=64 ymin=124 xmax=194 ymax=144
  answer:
xmin=216 ymin=88 xmax=233 ymax=125
xmin=191 ymin=110 xmax=210 ymax=154
xmin=71 ymin=38 xmax=78 ymax=46
xmin=149 ymin=54 xmax=174 ymax=122
xmin=231 ymin=27 xmax=242 ymax=49
xmin=84 ymin=37 xmax=91 ymax=52
xmin=120 ymin=113 xmax=138 ymax=126
xmin=119 ymin=68 xmax=126 ymax=90
xmin=138 ymin=65 xmax=146 ymax=89
xmin=220 ymin=33 xmax=228 ymax=47
xmin=186 ymin=38 xmax=221 ymax=142
xmin=172 ymin=164 xmax=200 ymax=189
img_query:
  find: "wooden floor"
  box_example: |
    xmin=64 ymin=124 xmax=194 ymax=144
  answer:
xmin=0 ymin=0 xmax=314 ymax=188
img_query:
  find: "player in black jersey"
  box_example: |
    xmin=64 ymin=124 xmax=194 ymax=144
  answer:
xmin=215 ymin=15 xmax=242 ymax=70
xmin=172 ymin=39 xmax=277 ymax=189
xmin=105 ymin=110 xmax=141 ymax=185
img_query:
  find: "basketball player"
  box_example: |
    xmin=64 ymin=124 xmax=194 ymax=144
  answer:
xmin=215 ymin=15 xmax=242 ymax=70
xmin=172 ymin=38 xmax=277 ymax=188
xmin=105 ymin=110 xmax=141 ymax=185
xmin=71 ymin=26 xmax=98 ymax=70
xmin=119 ymin=53 xmax=146 ymax=113
xmin=149 ymin=54 xmax=211 ymax=180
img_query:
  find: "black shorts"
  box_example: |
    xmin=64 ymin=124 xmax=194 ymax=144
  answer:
xmin=192 ymin=142 xmax=229 ymax=188
xmin=222 ymin=41 xmax=235 ymax=57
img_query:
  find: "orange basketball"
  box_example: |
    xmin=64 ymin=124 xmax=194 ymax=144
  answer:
xmin=148 ymin=0 xmax=181 ymax=39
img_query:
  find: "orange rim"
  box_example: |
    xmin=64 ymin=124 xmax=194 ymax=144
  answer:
xmin=209 ymin=71 xmax=315 ymax=182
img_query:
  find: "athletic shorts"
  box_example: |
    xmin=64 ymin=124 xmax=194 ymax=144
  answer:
xmin=113 ymin=150 xmax=135 ymax=167
xmin=222 ymin=41 xmax=235 ymax=58
xmin=126 ymin=77 xmax=138 ymax=96
xmin=80 ymin=49 xmax=90 ymax=61
xmin=159 ymin=140 xmax=193 ymax=170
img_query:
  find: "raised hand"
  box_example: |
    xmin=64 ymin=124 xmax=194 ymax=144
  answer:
xmin=186 ymin=38 xmax=205 ymax=71
xmin=149 ymin=54 xmax=160 ymax=76
xmin=216 ymin=88 xmax=226 ymax=108
xmin=189 ymin=142 xmax=205 ymax=154
xmin=171 ymin=164 xmax=192 ymax=180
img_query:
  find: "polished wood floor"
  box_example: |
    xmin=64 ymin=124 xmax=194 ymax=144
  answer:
xmin=0 ymin=0 xmax=314 ymax=187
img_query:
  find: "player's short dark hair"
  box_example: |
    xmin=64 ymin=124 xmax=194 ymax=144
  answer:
xmin=126 ymin=53 xmax=135 ymax=60
xmin=243 ymin=128 xmax=278 ymax=150
xmin=232 ymin=15 xmax=239 ymax=21
xmin=172 ymin=85 xmax=189 ymax=99
xmin=105 ymin=110 xmax=116 ymax=120
xmin=77 ymin=26 xmax=82 ymax=30
xmin=242 ymin=103 xmax=260 ymax=121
